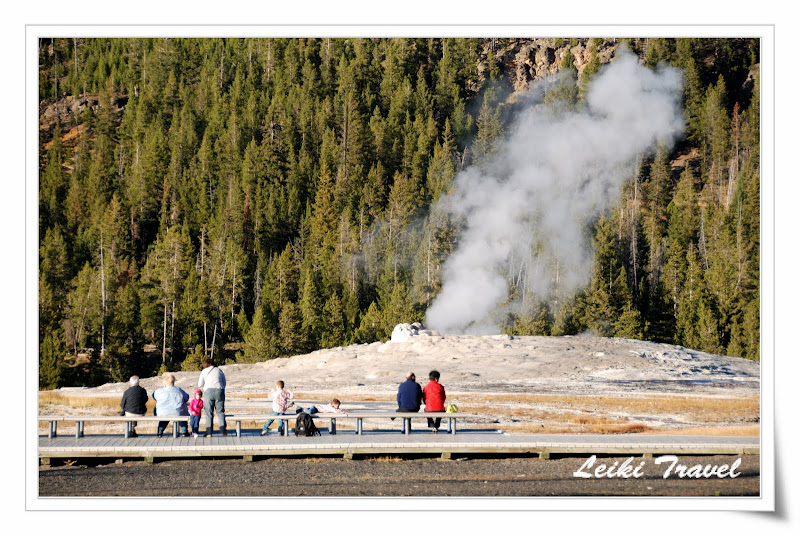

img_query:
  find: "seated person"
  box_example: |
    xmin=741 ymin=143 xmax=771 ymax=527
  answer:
xmin=296 ymin=399 xmax=345 ymax=434
xmin=394 ymin=371 xmax=422 ymax=433
xmin=152 ymin=373 xmax=190 ymax=437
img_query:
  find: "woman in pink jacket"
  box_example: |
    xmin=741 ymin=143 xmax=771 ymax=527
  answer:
xmin=188 ymin=388 xmax=204 ymax=437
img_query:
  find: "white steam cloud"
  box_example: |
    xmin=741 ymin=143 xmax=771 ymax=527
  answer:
xmin=425 ymin=52 xmax=685 ymax=334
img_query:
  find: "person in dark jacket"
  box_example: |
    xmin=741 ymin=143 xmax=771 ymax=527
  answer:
xmin=397 ymin=371 xmax=423 ymax=411
xmin=396 ymin=372 xmax=423 ymax=432
xmin=120 ymin=376 xmax=148 ymax=437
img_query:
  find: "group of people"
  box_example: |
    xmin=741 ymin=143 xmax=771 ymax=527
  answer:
xmin=396 ymin=370 xmax=447 ymax=432
xmin=120 ymin=359 xmax=447 ymax=437
xmin=120 ymin=357 xmax=228 ymax=437
xmin=259 ymin=380 xmax=346 ymax=436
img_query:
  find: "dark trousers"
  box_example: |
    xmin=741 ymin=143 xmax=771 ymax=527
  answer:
xmin=427 ymin=417 xmax=442 ymax=429
xmin=157 ymin=421 xmax=188 ymax=435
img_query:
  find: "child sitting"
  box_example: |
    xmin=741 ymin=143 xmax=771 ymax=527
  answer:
xmin=260 ymin=381 xmax=294 ymax=436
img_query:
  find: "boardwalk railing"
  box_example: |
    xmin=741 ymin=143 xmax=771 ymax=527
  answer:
xmin=203 ymin=411 xmax=476 ymax=437
xmin=39 ymin=415 xmax=190 ymax=438
xmin=40 ymin=412 xmax=476 ymax=438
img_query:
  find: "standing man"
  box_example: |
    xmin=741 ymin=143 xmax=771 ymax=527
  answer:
xmin=120 ymin=375 xmax=148 ymax=437
xmin=396 ymin=371 xmax=422 ymax=433
xmin=198 ymin=358 xmax=227 ymax=437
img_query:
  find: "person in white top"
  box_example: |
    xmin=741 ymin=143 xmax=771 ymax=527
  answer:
xmin=198 ymin=358 xmax=227 ymax=436
xmin=260 ymin=380 xmax=294 ymax=435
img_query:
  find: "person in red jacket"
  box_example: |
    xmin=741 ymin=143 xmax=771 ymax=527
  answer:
xmin=422 ymin=370 xmax=446 ymax=433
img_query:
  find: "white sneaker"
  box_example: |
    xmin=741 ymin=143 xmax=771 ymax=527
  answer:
xmin=192 ymin=433 xmax=199 ymax=438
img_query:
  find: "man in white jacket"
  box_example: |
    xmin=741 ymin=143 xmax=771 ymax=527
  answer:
xmin=198 ymin=358 xmax=227 ymax=436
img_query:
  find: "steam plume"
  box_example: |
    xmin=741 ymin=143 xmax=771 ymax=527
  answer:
xmin=425 ymin=52 xmax=685 ymax=334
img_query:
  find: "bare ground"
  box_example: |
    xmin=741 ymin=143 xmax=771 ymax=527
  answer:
xmin=38 ymin=454 xmax=760 ymax=497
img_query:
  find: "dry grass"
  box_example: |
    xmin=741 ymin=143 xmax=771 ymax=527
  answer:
xmin=455 ymin=393 xmax=759 ymax=423
xmin=368 ymin=456 xmax=403 ymax=462
xmin=643 ymin=425 xmax=760 ymax=436
xmin=39 ymin=392 xmax=157 ymax=413
xmin=243 ymin=392 xmax=394 ymax=403
xmin=498 ymin=422 xmax=652 ymax=434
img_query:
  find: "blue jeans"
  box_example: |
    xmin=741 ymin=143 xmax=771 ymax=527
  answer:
xmin=189 ymin=415 xmax=201 ymax=434
xmin=157 ymin=420 xmax=188 ymax=435
xmin=262 ymin=411 xmax=291 ymax=434
xmin=204 ymin=388 xmax=226 ymax=433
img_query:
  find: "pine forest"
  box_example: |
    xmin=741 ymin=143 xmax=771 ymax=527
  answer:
xmin=37 ymin=37 xmax=761 ymax=389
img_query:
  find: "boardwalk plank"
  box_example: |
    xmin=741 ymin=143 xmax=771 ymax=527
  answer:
xmin=39 ymin=433 xmax=760 ymax=461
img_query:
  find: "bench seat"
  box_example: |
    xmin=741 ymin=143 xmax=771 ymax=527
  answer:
xmin=224 ymin=411 xmax=475 ymax=436
xmin=39 ymin=412 xmax=475 ymax=438
xmin=38 ymin=415 xmax=190 ymax=438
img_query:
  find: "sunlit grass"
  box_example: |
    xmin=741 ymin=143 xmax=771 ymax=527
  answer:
xmin=643 ymin=425 xmax=760 ymax=436
xmin=39 ymin=392 xmax=156 ymax=413
xmin=455 ymin=393 xmax=759 ymax=423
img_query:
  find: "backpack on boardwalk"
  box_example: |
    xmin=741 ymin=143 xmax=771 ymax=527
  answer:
xmin=295 ymin=412 xmax=321 ymax=436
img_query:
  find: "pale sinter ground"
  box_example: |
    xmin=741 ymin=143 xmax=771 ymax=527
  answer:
xmin=42 ymin=325 xmax=760 ymax=435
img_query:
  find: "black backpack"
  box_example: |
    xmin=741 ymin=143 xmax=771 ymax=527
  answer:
xmin=295 ymin=412 xmax=321 ymax=436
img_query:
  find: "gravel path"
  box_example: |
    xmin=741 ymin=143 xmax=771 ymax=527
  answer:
xmin=39 ymin=454 xmax=759 ymax=497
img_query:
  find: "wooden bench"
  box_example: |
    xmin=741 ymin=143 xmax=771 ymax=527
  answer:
xmin=39 ymin=412 xmax=474 ymax=438
xmin=224 ymin=411 xmax=474 ymax=436
xmin=342 ymin=412 xmax=473 ymax=435
xmin=38 ymin=415 xmax=191 ymax=438
xmin=225 ymin=413 xmax=345 ymax=437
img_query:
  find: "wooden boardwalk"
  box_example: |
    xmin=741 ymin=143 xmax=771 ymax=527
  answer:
xmin=38 ymin=429 xmax=759 ymax=463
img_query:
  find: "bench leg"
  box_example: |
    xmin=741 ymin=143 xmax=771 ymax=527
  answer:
xmin=173 ymin=423 xmax=179 ymax=438
xmin=330 ymin=418 xmax=336 ymax=435
xmin=124 ymin=421 xmax=130 ymax=438
xmin=50 ymin=421 xmax=57 ymax=439
xmin=450 ymin=418 xmax=456 ymax=435
xmin=405 ymin=418 xmax=411 ymax=435
xmin=236 ymin=421 xmax=241 ymax=438
xmin=357 ymin=418 xmax=362 ymax=435
xmin=75 ymin=421 xmax=82 ymax=438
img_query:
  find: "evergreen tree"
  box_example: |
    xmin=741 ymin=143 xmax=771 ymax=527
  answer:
xmin=321 ymin=292 xmax=347 ymax=348
xmin=40 ymin=334 xmax=65 ymax=390
xmin=237 ymin=306 xmax=277 ymax=363
xmin=278 ymin=301 xmax=304 ymax=356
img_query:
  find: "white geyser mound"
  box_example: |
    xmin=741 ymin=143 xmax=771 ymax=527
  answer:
xmin=425 ymin=52 xmax=685 ymax=334
xmin=389 ymin=322 xmax=437 ymax=343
